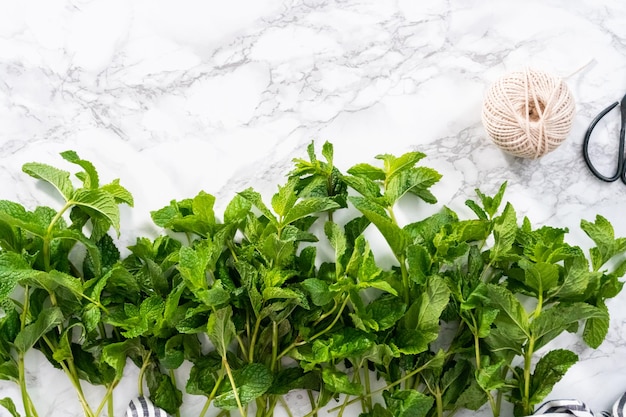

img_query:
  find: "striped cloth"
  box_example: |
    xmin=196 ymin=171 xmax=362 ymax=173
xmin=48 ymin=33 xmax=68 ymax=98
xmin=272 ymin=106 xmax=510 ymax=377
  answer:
xmin=126 ymin=396 xmax=171 ymax=417
xmin=533 ymin=393 xmax=626 ymax=417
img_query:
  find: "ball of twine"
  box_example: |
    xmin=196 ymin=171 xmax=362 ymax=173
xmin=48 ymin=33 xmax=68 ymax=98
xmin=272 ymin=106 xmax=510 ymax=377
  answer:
xmin=481 ymin=69 xmax=575 ymax=159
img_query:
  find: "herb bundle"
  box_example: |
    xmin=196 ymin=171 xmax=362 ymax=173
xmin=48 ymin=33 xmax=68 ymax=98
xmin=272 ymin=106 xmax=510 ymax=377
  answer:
xmin=0 ymin=142 xmax=623 ymax=417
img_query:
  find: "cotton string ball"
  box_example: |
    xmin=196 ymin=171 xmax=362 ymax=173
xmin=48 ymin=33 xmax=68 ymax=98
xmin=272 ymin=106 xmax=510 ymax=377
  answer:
xmin=481 ymin=69 xmax=576 ymax=158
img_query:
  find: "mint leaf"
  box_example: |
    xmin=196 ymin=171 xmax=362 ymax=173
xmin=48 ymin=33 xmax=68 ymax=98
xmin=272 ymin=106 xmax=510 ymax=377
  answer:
xmin=529 ymin=349 xmax=578 ymax=406
xmin=238 ymin=188 xmax=277 ymax=225
xmin=347 ymin=163 xmax=385 ymax=181
xmin=22 ymin=162 xmax=74 ymax=201
xmin=0 ymin=253 xmax=41 ymax=304
xmin=476 ymin=360 xmax=506 ymax=392
xmin=383 ymin=389 xmax=434 ymax=417
xmin=282 ymin=197 xmax=339 ymax=226
xmin=322 ymin=368 xmax=362 ymax=395
xmin=224 ymin=194 xmax=252 ymax=224
xmin=213 ymin=363 xmax=273 ymax=409
xmin=581 ymin=215 xmax=626 ymax=271
xmin=366 ymin=294 xmax=406 ymax=331
xmin=186 ymin=354 xmax=221 ymax=396
xmin=350 ymin=196 xmax=408 ymax=259
xmin=60 ymin=150 xmax=99 ymax=189
xmin=376 ymin=152 xmax=426 ymax=179
xmin=302 ymin=278 xmax=333 ymax=306
xmin=208 ymin=306 xmax=236 ymax=358
xmin=271 ymin=177 xmax=298 ymax=218
xmin=490 ymin=203 xmax=517 ymax=262
xmin=385 ymin=167 xmax=441 ymax=205
xmin=71 ymin=189 xmax=120 ymax=234
xmin=0 ymin=397 xmax=21 ymax=417
xmin=486 ymin=284 xmax=529 ymax=339
xmin=14 ymin=307 xmax=64 ymax=353
xmin=101 ymin=179 xmax=134 ymax=206
xmin=583 ymin=302 xmax=610 ymax=348
xmin=530 ymin=303 xmax=605 ymax=350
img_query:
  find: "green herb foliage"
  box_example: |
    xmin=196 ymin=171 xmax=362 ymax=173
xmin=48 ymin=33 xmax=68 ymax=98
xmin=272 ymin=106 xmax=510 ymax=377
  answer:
xmin=0 ymin=143 xmax=623 ymax=417
xmin=0 ymin=152 xmax=133 ymax=417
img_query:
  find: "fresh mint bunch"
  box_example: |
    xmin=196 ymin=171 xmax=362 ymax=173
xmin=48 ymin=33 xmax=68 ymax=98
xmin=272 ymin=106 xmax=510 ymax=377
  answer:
xmin=0 ymin=143 xmax=623 ymax=417
xmin=0 ymin=151 xmax=132 ymax=417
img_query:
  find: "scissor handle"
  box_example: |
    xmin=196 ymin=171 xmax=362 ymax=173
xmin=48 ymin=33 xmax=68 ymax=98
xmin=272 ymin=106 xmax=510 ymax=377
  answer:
xmin=583 ymin=101 xmax=624 ymax=182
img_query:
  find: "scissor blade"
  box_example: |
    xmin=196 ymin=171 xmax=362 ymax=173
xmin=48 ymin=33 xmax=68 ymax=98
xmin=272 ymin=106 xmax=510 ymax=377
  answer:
xmin=621 ymin=94 xmax=626 ymax=123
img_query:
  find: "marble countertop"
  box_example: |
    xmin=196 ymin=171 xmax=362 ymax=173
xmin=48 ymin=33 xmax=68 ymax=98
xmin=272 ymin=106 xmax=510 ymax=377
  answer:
xmin=2 ymin=1 xmax=626 ymax=416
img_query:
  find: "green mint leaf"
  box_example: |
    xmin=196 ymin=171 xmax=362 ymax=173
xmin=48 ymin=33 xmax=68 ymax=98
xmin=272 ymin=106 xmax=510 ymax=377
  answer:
xmin=267 ymin=367 xmax=320 ymax=395
xmin=343 ymin=175 xmax=383 ymax=200
xmin=178 ymin=245 xmax=210 ymax=292
xmin=238 ymin=188 xmax=277 ymax=225
xmin=22 ymin=161 xmax=74 ymax=201
xmin=60 ymin=150 xmax=99 ymax=189
xmin=376 ymin=152 xmax=426 ymax=179
xmin=0 ymin=397 xmax=21 ymax=417
xmin=395 ymin=277 xmax=449 ymax=354
xmin=309 ymin=328 xmax=375 ymax=363
xmin=347 ymin=163 xmax=386 ymax=181
xmin=52 ymin=326 xmax=75 ymax=364
xmin=529 ymin=349 xmax=578 ymax=406
xmin=235 ymin=261 xmax=263 ymax=316
xmin=224 ymin=194 xmax=252 ymax=224
xmin=404 ymin=208 xmax=458 ymax=251
xmin=321 ymin=141 xmax=334 ymax=165
xmin=456 ymin=380 xmax=488 ymax=410
xmin=302 ymin=278 xmax=334 ymax=306
xmin=465 ymin=199 xmax=488 ymax=220
xmin=272 ymin=177 xmax=298 ymax=218
xmin=306 ymin=141 xmax=317 ymax=164
xmin=81 ymin=304 xmax=101 ymax=335
xmin=402 ymin=276 xmax=450 ymax=332
xmin=102 ymin=339 xmax=144 ymax=379
xmin=0 ymin=253 xmax=40 ymax=304
xmin=42 ymin=270 xmax=83 ymax=299
xmin=14 ymin=307 xmax=63 ymax=353
xmin=186 ymin=354 xmax=221 ymax=396
xmin=148 ymin=370 xmax=183 ymax=415
xmin=583 ymin=302 xmax=609 ymax=348
xmin=207 ymin=306 xmax=236 ymax=358
xmin=322 ymin=368 xmax=363 ymax=395
xmin=160 ymin=335 xmax=185 ymax=369
xmin=557 ymin=254 xmax=596 ymax=301
xmin=581 ymin=215 xmax=626 ymax=271
xmin=71 ymin=189 xmax=120 ymax=234
xmin=383 ymin=389 xmax=434 ymax=417
xmin=282 ymin=197 xmax=339 ymax=226
xmin=486 ymin=284 xmax=530 ymax=338
xmin=530 ymin=303 xmax=605 ymax=350
xmin=350 ymin=196 xmax=408 ymax=259
xmin=325 ymin=221 xmax=347 ymax=267
xmin=100 ymin=179 xmax=134 ymax=206
xmin=150 ymin=200 xmax=180 ymax=228
xmin=407 ymin=244 xmax=431 ymax=285
xmin=192 ymin=191 xmax=217 ymax=226
xmin=490 ymin=202 xmax=517 ymax=262
xmin=360 ymin=403 xmax=393 ymax=417
xmin=472 ymin=182 xmax=507 ymax=219
xmin=366 ymin=294 xmax=406 ymax=331
xmin=476 ymin=360 xmax=506 ymax=392
xmin=386 ymin=167 xmax=441 ymax=205
xmin=517 ymin=259 xmax=560 ymax=295
xmin=213 ymin=363 xmax=273 ymax=410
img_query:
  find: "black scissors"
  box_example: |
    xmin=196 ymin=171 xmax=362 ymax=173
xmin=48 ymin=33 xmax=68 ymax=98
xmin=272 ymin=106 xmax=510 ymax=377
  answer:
xmin=583 ymin=93 xmax=626 ymax=184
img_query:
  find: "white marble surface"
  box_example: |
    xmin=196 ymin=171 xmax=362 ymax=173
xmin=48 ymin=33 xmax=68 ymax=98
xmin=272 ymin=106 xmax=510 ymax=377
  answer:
xmin=2 ymin=1 xmax=626 ymax=416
